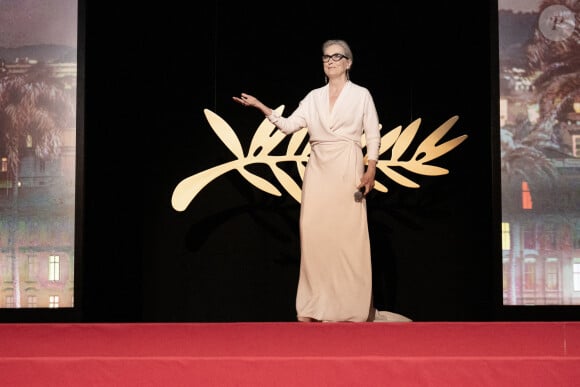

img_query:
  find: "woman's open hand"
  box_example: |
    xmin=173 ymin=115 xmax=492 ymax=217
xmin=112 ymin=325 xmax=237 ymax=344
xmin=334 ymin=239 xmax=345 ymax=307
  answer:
xmin=232 ymin=93 xmax=258 ymax=107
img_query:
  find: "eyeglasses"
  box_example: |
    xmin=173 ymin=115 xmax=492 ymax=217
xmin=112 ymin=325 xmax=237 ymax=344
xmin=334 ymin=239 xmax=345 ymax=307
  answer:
xmin=322 ymin=53 xmax=349 ymax=63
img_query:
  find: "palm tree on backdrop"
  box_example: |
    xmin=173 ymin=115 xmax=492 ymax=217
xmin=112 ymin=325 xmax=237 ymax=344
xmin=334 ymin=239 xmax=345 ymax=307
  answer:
xmin=526 ymin=0 xmax=580 ymax=156
xmin=0 ymin=64 xmax=75 ymax=307
xmin=501 ymin=0 xmax=579 ymax=201
xmin=501 ymin=0 xmax=580 ymax=211
xmin=526 ymin=0 xmax=580 ymax=225
xmin=501 ymin=0 xmax=579 ymax=210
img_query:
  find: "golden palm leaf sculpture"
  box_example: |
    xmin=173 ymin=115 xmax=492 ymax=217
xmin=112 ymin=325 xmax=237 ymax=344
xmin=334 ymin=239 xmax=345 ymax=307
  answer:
xmin=171 ymin=106 xmax=468 ymax=212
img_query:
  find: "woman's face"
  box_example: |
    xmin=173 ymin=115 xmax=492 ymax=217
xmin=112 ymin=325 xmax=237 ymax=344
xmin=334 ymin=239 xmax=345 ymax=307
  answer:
xmin=322 ymin=44 xmax=351 ymax=79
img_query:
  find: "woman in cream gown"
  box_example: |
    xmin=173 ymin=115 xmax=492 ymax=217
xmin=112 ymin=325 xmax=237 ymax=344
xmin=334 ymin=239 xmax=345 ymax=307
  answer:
xmin=234 ymin=40 xmax=409 ymax=323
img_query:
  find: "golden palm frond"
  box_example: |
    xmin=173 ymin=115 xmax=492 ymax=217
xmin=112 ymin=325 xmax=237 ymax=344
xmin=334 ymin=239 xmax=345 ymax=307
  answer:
xmin=171 ymin=108 xmax=468 ymax=212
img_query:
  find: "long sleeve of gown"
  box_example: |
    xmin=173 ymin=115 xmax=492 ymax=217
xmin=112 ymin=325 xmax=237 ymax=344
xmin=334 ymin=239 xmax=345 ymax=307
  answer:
xmin=361 ymin=90 xmax=381 ymax=161
xmin=267 ymin=98 xmax=309 ymax=135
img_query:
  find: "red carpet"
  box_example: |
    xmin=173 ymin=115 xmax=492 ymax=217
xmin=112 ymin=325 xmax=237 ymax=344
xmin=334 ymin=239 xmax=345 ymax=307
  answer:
xmin=2 ymin=322 xmax=579 ymax=386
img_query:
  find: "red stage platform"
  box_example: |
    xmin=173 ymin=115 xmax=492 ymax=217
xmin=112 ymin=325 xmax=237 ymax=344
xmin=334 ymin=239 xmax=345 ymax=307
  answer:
xmin=2 ymin=322 xmax=579 ymax=386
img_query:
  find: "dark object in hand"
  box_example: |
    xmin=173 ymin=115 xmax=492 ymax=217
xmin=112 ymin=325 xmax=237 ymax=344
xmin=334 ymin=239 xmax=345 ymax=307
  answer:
xmin=354 ymin=188 xmax=365 ymax=202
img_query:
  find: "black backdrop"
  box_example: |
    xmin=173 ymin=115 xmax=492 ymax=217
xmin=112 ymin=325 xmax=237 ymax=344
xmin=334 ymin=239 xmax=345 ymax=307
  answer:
xmin=77 ymin=1 xmax=501 ymax=323
xmin=0 ymin=0 xmax=530 ymax=325
xmin=0 ymin=0 xmax=565 ymax=324
xmin=0 ymin=1 xmax=565 ymax=325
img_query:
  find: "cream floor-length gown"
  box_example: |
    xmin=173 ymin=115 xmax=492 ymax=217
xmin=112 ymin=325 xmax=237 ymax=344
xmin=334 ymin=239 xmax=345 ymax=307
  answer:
xmin=268 ymin=81 xmax=381 ymax=322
